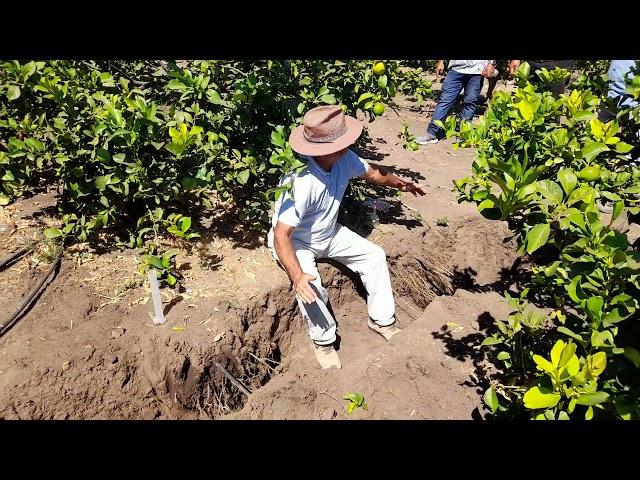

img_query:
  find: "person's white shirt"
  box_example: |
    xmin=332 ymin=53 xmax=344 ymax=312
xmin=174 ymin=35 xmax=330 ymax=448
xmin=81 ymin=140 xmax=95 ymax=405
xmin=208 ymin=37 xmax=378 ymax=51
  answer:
xmin=267 ymin=149 xmax=369 ymax=251
xmin=447 ymin=60 xmax=491 ymax=75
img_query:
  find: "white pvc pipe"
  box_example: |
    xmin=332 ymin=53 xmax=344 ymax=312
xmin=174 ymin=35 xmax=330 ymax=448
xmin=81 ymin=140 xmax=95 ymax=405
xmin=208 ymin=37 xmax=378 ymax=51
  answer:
xmin=148 ymin=269 xmax=166 ymax=325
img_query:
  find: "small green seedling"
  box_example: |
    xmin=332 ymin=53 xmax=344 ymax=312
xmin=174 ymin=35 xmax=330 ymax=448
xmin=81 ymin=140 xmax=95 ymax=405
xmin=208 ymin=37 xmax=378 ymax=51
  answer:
xmin=139 ymin=244 xmax=180 ymax=286
xmin=343 ymin=392 xmax=368 ymax=414
xmin=436 ymin=217 xmax=449 ymax=227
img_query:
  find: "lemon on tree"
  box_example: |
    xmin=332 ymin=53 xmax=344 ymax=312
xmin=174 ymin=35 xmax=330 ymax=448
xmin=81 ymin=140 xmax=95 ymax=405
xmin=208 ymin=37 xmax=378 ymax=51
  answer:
xmin=373 ymin=102 xmax=385 ymax=116
xmin=372 ymin=62 xmax=386 ymax=75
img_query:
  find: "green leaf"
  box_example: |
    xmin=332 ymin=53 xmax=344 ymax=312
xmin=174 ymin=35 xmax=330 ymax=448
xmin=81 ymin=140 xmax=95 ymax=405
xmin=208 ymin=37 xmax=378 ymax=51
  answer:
xmin=21 ymin=62 xmax=36 ymax=79
xmin=557 ymin=326 xmax=584 ymax=342
xmin=480 ymin=336 xmax=502 ymax=346
xmin=318 ymin=94 xmax=337 ymax=105
xmin=113 ymin=153 xmax=126 ymax=163
xmin=550 ymin=340 xmax=565 ymax=368
xmin=585 ymin=406 xmax=594 ymax=420
xmin=558 ymin=411 xmax=570 ymax=420
xmin=270 ymin=130 xmax=285 ymax=148
xmin=166 ymin=274 xmax=177 ymax=286
xmin=567 ymin=275 xmax=587 ymax=303
xmin=357 ymin=92 xmax=375 ymax=104
xmin=611 ymin=201 xmax=625 ymax=223
xmin=7 ymin=85 xmax=20 ymax=101
xmin=581 ymin=142 xmax=609 ymax=162
xmin=588 ymin=351 xmax=607 ymax=376
xmin=95 ymin=175 xmax=109 ymax=192
xmin=144 ymin=255 xmax=164 ymax=270
xmin=615 ymin=141 xmax=633 ymax=153
xmin=163 ymin=248 xmax=180 ymax=259
xmin=237 ymin=169 xmax=250 ymax=185
xmin=517 ymin=99 xmax=534 ymax=121
xmin=96 ymin=148 xmax=111 ymax=162
xmin=564 ymin=355 xmax=580 ymax=377
xmin=165 ymin=142 xmax=185 ymax=157
xmin=0 ymin=194 xmax=10 ymax=206
xmin=568 ymin=186 xmax=596 ymax=206
xmin=573 ymin=111 xmax=595 ymax=121
xmin=575 ymin=391 xmax=609 ymax=406
xmin=533 ymin=354 xmax=555 ymax=373
xmin=623 ymin=347 xmax=640 ymax=368
xmin=557 ymin=168 xmax=577 ymax=195
xmin=523 ymin=387 xmax=561 ymax=410
xmin=43 ymin=227 xmax=63 ymax=239
xmin=558 ymin=342 xmax=577 ymax=369
xmin=586 ymin=296 xmax=604 ymax=318
xmin=497 ymin=351 xmax=511 ymax=361
xmin=526 ymin=223 xmax=550 ymax=254
xmin=179 ymin=216 xmax=191 ymax=232
xmin=483 ymin=386 xmax=500 ymax=413
xmin=537 ymin=180 xmax=563 ymax=204
xmin=603 ymin=231 xmax=628 ymax=250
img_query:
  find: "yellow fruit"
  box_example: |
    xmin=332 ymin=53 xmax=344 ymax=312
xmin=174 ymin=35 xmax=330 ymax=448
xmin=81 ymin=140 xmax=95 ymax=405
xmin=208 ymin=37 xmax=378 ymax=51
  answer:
xmin=577 ymin=165 xmax=601 ymax=182
xmin=372 ymin=62 xmax=386 ymax=75
xmin=408 ymin=141 xmax=419 ymax=151
xmin=373 ymin=103 xmax=385 ymax=116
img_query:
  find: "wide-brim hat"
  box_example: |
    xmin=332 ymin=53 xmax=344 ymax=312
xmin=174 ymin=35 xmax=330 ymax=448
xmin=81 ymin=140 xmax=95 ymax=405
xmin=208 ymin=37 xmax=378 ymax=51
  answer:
xmin=289 ymin=105 xmax=363 ymax=156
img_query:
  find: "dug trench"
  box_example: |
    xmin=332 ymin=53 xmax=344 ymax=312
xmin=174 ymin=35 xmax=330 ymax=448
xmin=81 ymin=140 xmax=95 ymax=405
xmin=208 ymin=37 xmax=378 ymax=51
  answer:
xmin=0 ymin=214 xmax=519 ymax=420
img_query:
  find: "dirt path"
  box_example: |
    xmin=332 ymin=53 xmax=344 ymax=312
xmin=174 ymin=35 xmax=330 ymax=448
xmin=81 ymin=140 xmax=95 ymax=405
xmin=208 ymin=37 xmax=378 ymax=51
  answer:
xmin=0 ymin=92 xmax=521 ymax=420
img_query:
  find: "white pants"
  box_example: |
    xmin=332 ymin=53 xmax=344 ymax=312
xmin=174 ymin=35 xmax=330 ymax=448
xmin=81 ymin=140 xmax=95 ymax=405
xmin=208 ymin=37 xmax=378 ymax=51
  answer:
xmin=269 ymin=224 xmax=396 ymax=345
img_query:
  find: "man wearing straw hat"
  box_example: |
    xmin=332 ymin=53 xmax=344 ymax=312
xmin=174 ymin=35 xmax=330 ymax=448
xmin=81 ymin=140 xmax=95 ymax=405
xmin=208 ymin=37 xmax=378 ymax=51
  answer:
xmin=267 ymin=105 xmax=425 ymax=369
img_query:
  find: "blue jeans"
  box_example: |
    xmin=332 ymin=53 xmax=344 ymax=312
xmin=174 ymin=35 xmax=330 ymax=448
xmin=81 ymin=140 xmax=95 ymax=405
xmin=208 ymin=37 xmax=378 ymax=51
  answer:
xmin=427 ymin=70 xmax=483 ymax=137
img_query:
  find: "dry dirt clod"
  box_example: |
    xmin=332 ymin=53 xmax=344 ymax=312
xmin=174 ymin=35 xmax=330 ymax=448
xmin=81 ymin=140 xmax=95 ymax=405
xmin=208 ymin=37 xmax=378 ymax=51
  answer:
xmin=141 ymin=407 xmax=160 ymax=420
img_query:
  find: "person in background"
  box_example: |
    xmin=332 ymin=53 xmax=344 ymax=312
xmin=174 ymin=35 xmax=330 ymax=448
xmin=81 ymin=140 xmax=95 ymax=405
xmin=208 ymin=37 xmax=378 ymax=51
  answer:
xmin=599 ymin=60 xmax=638 ymax=122
xmin=415 ymin=60 xmax=496 ymax=145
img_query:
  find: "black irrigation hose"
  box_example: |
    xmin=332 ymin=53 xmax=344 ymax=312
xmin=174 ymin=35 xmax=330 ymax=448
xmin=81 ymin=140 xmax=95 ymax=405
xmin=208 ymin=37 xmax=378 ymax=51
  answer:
xmin=0 ymin=255 xmax=62 ymax=338
xmin=0 ymin=246 xmax=31 ymax=271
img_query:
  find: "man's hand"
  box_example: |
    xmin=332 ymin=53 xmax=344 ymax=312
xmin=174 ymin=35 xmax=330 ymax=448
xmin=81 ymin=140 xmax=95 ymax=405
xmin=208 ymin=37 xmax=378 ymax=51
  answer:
xmin=435 ymin=60 xmax=445 ymax=76
xmin=362 ymin=164 xmax=426 ymax=196
xmin=294 ymin=272 xmax=317 ymax=304
xmin=482 ymin=63 xmax=496 ymax=78
xmin=400 ymin=181 xmax=426 ymax=196
xmin=508 ymin=60 xmax=521 ymax=76
xmin=274 ymin=221 xmax=318 ymax=303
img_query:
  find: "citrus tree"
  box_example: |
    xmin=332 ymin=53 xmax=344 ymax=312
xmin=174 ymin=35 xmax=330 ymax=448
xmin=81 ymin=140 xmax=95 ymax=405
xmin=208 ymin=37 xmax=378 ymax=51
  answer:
xmin=446 ymin=62 xmax=640 ymax=420
xmin=0 ymin=60 xmax=413 ymax=249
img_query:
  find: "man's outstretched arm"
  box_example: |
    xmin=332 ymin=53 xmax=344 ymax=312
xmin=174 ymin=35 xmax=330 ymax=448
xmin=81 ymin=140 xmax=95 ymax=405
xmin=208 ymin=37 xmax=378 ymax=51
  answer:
xmin=361 ymin=164 xmax=425 ymax=196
